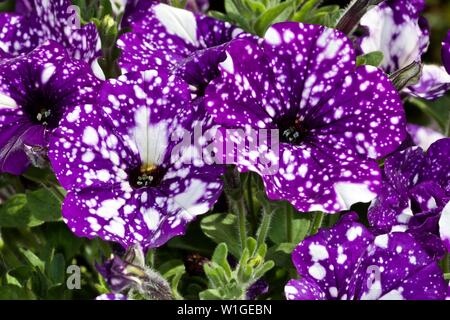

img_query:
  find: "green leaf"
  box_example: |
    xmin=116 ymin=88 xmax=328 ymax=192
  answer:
xmin=254 ymin=1 xmax=294 ymax=36
xmin=46 ymin=253 xmax=65 ymax=286
xmin=199 ymin=288 xmax=223 ymax=300
xmin=356 ymin=51 xmax=384 ymax=67
xmin=203 ymin=264 xmax=223 ymax=288
xmin=201 ymin=213 xmax=240 ymax=258
xmin=292 ymin=0 xmax=320 ymax=22
xmin=208 ymin=10 xmax=230 ymax=22
xmin=242 ymin=0 xmax=266 ymax=15
xmin=19 ymin=248 xmax=45 ymax=273
xmin=266 ymin=243 xmax=296 ymax=268
xmin=0 ymin=285 xmax=35 ymax=300
xmin=268 ymin=204 xmax=311 ymax=244
xmin=225 ymin=0 xmax=248 ymax=17
xmin=6 ymin=273 xmax=22 ymax=287
xmin=0 ymin=194 xmax=43 ymax=228
xmin=160 ymin=260 xmax=186 ymax=300
xmin=254 ymin=260 xmax=275 ymax=279
xmin=26 ymin=188 xmax=62 ymax=222
xmin=304 ymin=5 xmax=342 ymax=27
xmin=211 ymin=243 xmax=232 ymax=278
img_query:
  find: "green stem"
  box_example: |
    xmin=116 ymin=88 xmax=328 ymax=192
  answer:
xmin=444 ymin=273 xmax=450 ymax=280
xmin=146 ymin=249 xmax=155 ymax=269
xmin=246 ymin=174 xmax=255 ymax=223
xmin=286 ymin=203 xmax=293 ymax=243
xmin=309 ymin=212 xmax=324 ymax=236
xmin=236 ymin=197 xmax=247 ymax=251
xmin=256 ymin=208 xmax=273 ymax=248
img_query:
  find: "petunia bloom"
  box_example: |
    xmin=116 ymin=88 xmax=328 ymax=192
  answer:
xmin=0 ymin=40 xmax=100 ymax=175
xmin=205 ymin=22 xmax=407 ymax=213
xmin=359 ymin=0 xmax=450 ymax=100
xmin=368 ymin=138 xmax=450 ymax=259
xmin=0 ymin=0 xmax=101 ymax=65
xmin=48 ymin=70 xmax=224 ymax=249
xmin=117 ymin=2 xmax=245 ymax=96
xmin=285 ymin=213 xmax=447 ymax=300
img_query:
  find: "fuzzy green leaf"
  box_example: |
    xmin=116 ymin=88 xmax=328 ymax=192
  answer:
xmin=201 ymin=213 xmax=240 ymax=258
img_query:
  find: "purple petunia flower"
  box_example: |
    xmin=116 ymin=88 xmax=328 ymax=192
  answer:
xmin=117 ymin=2 xmax=244 ymax=95
xmin=0 ymin=40 xmax=100 ymax=175
xmin=48 ymin=70 xmax=224 ymax=249
xmin=0 ymin=0 xmax=101 ymax=66
xmin=368 ymin=138 xmax=450 ymax=259
xmin=359 ymin=0 xmax=450 ymax=100
xmin=285 ymin=213 xmax=447 ymax=300
xmin=205 ymin=22 xmax=407 ymax=213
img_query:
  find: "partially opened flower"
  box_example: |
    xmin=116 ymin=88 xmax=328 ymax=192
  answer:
xmin=368 ymin=138 xmax=450 ymax=259
xmin=0 ymin=41 xmax=100 ymax=175
xmin=48 ymin=70 xmax=224 ymax=249
xmin=117 ymin=2 xmax=245 ymax=95
xmin=205 ymin=22 xmax=407 ymax=213
xmin=407 ymin=124 xmax=445 ymax=150
xmin=0 ymin=0 xmax=101 ymax=64
xmin=359 ymin=0 xmax=450 ymax=100
xmin=359 ymin=0 xmax=429 ymax=74
xmin=285 ymin=213 xmax=447 ymax=300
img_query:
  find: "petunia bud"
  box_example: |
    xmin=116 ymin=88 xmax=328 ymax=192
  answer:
xmin=389 ymin=61 xmax=422 ymax=92
xmin=97 ymin=245 xmax=173 ymax=300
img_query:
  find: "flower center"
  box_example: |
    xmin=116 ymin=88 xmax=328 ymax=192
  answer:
xmin=24 ymin=92 xmax=60 ymax=129
xmin=277 ymin=116 xmax=308 ymax=145
xmin=129 ymin=163 xmax=166 ymax=189
xmin=36 ymin=108 xmax=52 ymax=126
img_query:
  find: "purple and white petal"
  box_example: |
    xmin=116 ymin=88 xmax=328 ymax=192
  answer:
xmin=290 ymin=213 xmax=373 ymax=299
xmin=96 ymin=293 xmax=127 ymax=300
xmin=287 ymin=214 xmax=447 ymax=300
xmin=407 ymin=124 xmax=445 ymax=150
xmin=118 ymin=2 xmax=242 ymax=76
xmin=359 ymin=0 xmax=429 ymax=73
xmin=405 ymin=65 xmax=450 ymax=100
xmin=285 ymin=278 xmax=325 ymax=300
xmin=369 ymin=138 xmax=450 ymax=257
xmin=0 ymin=13 xmax=38 ymax=56
xmin=0 ymin=0 xmax=101 ymax=63
xmin=357 ymin=232 xmax=446 ymax=300
xmin=439 ymin=201 xmax=450 ymax=252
